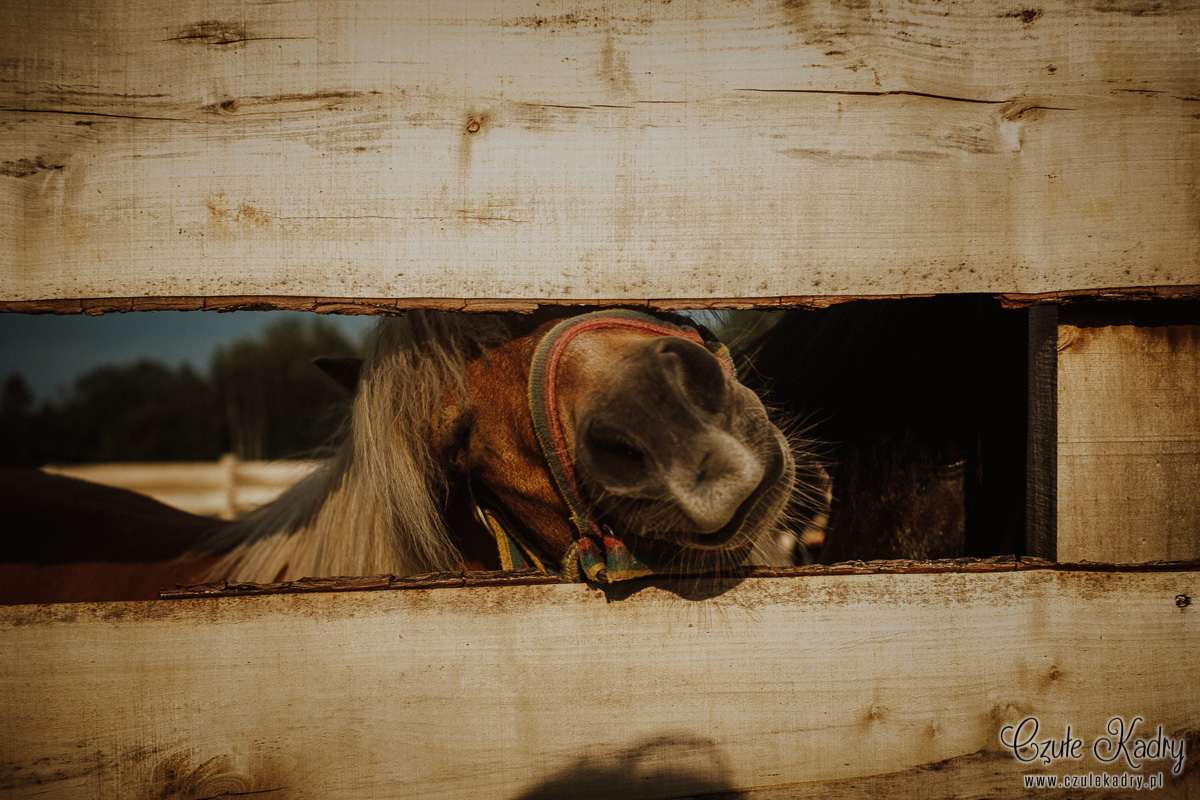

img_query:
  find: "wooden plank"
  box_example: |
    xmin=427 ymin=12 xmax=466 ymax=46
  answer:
xmin=1058 ymin=324 xmax=1200 ymax=562
xmin=2 ymin=570 xmax=1197 ymax=799
xmin=2 ymin=1 xmax=1198 ymax=305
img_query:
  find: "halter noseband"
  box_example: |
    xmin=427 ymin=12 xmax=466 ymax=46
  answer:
xmin=481 ymin=309 xmax=747 ymax=583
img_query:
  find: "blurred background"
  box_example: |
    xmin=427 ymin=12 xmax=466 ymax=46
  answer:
xmin=0 ymin=311 xmax=378 ymax=517
xmin=0 ymin=311 xmax=374 ymax=468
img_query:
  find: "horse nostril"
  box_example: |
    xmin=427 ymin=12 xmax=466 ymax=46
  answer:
xmin=654 ymin=338 xmax=729 ymax=413
xmin=582 ymin=424 xmax=648 ymax=487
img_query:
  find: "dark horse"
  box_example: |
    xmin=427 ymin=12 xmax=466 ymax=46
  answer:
xmin=744 ymin=296 xmax=1027 ymax=563
xmin=1 ymin=309 xmax=825 ymax=604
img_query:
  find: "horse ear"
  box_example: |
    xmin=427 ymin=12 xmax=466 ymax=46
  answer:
xmin=313 ymin=356 xmax=364 ymax=395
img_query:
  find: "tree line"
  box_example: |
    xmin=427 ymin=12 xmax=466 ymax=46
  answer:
xmin=1 ymin=317 xmax=363 ymax=467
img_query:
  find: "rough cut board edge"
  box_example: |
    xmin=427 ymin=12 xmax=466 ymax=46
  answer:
xmin=1 ymin=285 xmax=1198 ymax=315
xmin=158 ymin=556 xmax=1200 ymax=599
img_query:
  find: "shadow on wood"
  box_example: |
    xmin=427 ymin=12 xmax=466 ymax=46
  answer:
xmin=512 ymin=734 xmax=735 ymax=800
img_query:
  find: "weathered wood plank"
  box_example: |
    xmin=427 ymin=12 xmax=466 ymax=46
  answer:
xmin=2 ymin=570 xmax=1197 ymax=799
xmin=1058 ymin=324 xmax=1200 ymax=562
xmin=2 ymin=0 xmax=1197 ymax=304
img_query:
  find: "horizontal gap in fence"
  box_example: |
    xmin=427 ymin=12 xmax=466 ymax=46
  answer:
xmin=2 ymin=285 xmax=1200 ymax=315
xmin=159 ymin=556 xmax=1200 ymax=600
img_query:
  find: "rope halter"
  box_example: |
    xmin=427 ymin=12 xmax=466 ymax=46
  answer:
xmin=500 ymin=308 xmax=748 ymax=582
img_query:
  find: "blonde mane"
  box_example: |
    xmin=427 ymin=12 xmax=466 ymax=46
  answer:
xmin=202 ymin=311 xmax=512 ymax=583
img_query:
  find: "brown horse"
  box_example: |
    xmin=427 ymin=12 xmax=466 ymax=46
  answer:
xmin=0 ymin=309 xmax=822 ymax=604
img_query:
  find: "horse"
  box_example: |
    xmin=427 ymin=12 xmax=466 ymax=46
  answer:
xmin=0 ymin=308 xmax=825 ymax=604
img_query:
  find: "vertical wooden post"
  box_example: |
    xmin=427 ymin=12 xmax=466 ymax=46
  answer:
xmin=1057 ymin=313 xmax=1200 ymax=562
xmin=220 ymin=452 xmax=238 ymax=521
xmin=1026 ymin=305 xmax=1058 ymax=560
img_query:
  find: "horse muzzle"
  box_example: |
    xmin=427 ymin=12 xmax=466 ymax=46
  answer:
xmin=574 ymin=336 xmax=795 ymax=550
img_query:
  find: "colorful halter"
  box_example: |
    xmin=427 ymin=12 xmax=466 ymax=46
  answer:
xmin=498 ymin=308 xmax=747 ymax=583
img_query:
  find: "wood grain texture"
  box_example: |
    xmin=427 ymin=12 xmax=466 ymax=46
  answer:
xmin=1058 ymin=325 xmax=1200 ymax=562
xmin=2 ymin=570 xmax=1197 ymax=799
xmin=1 ymin=0 xmax=1198 ymax=304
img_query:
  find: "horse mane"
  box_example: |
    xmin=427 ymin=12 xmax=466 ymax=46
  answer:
xmin=200 ymin=311 xmax=513 ymax=583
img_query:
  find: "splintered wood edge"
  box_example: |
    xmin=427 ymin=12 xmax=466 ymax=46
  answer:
xmin=158 ymin=556 xmax=1200 ymax=599
xmin=3 ymin=286 xmax=1199 ymax=315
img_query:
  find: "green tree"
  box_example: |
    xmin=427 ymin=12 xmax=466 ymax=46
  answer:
xmin=0 ymin=373 xmax=36 ymax=466
xmin=5 ymin=315 xmax=364 ymax=465
xmin=211 ymin=317 xmax=360 ymax=460
xmin=53 ymin=360 xmax=223 ymax=462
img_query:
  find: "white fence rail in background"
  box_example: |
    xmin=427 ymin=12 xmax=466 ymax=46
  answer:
xmin=42 ymin=456 xmax=319 ymax=520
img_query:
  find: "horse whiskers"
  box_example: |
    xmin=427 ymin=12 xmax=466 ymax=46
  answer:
xmin=575 ymin=481 xmax=809 ymax=569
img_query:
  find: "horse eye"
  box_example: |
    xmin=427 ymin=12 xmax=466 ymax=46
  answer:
xmin=444 ymin=415 xmax=473 ymax=470
xmin=452 ymin=417 xmax=471 ymax=447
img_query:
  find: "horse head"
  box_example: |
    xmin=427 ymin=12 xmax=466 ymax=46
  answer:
xmin=428 ymin=309 xmax=812 ymax=580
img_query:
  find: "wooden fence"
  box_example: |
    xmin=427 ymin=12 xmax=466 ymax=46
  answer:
xmin=41 ymin=456 xmax=318 ymax=520
xmin=2 ymin=0 xmax=1198 ymax=797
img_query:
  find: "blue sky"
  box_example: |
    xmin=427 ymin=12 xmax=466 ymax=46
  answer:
xmin=0 ymin=311 xmax=376 ymax=401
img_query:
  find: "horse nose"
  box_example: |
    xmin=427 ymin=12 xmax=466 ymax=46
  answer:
xmin=663 ymin=430 xmax=765 ymax=532
xmin=580 ymin=420 xmax=764 ymax=534
xmin=576 ymin=336 xmax=761 ymax=534
xmin=651 ymin=336 xmax=730 ymax=414
xmin=578 ymin=336 xmax=731 ymax=492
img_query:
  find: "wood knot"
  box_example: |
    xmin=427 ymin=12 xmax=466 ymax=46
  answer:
xmin=1001 ymin=8 xmax=1044 ymax=25
xmin=0 ymin=156 xmax=64 ymax=178
xmin=1056 ymin=327 xmax=1078 ymax=352
xmin=187 ymin=771 xmax=255 ymax=799
xmin=465 ymin=118 xmax=483 ymax=134
xmin=151 ymin=753 xmax=280 ymax=800
xmin=201 ymin=99 xmax=240 ymax=115
xmin=1177 ymin=594 xmax=1192 ymax=609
